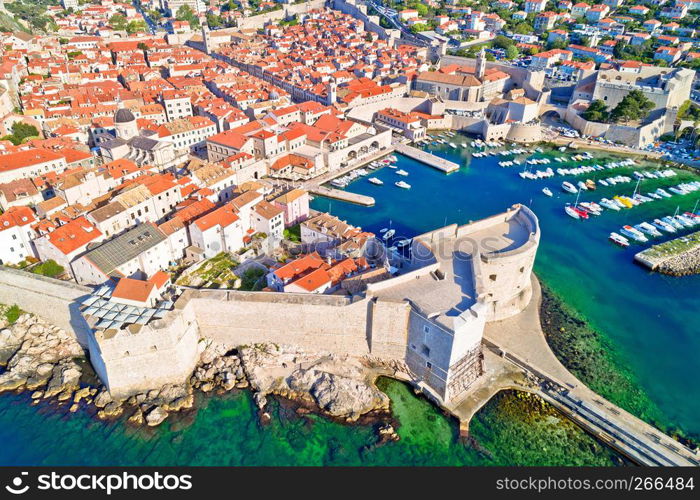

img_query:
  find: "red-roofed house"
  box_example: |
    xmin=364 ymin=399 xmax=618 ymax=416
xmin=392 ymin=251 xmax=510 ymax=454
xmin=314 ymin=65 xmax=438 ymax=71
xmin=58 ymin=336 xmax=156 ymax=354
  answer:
xmin=0 ymin=148 xmax=68 ymax=183
xmin=34 ymin=216 xmax=103 ymax=273
xmin=189 ymin=202 xmax=244 ymax=258
xmin=111 ymin=272 xmax=170 ymax=307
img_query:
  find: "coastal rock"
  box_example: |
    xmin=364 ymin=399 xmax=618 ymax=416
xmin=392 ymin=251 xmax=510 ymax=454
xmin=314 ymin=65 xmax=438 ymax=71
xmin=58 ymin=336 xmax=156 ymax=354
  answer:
xmin=128 ymin=409 xmax=144 ymax=426
xmin=377 ymin=423 xmax=400 ymax=442
xmin=44 ymin=361 xmax=81 ymax=398
xmin=240 ymin=343 xmax=390 ymax=421
xmin=93 ymin=389 xmax=113 ymax=409
xmin=0 ymin=313 xmax=85 ymax=398
xmin=289 ymin=370 xmax=390 ymax=421
xmin=146 ymin=406 xmax=168 ymax=426
xmin=73 ymin=387 xmax=91 ymax=403
xmin=253 ymin=392 xmax=267 ymax=409
xmin=96 ymin=401 xmax=124 ymax=420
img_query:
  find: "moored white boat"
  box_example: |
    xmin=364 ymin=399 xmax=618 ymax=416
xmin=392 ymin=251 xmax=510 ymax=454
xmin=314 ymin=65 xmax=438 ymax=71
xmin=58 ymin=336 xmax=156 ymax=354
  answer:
xmin=562 ymin=181 xmax=578 ymax=194
xmin=609 ymin=232 xmax=630 ymax=247
xmin=395 ymin=181 xmax=411 ymax=189
xmin=542 ymin=187 xmax=553 ymax=197
xmin=620 ymin=225 xmax=648 ymax=243
xmin=368 ymin=177 xmax=383 ymax=185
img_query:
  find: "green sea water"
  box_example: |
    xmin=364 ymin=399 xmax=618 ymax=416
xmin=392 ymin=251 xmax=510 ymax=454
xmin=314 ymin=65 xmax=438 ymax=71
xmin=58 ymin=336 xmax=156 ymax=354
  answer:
xmin=0 ymin=380 xmax=620 ymax=466
xmin=0 ymin=140 xmax=697 ymax=465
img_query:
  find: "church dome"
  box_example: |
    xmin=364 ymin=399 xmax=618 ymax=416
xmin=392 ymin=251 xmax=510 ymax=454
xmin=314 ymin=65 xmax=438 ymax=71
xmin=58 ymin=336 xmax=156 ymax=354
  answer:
xmin=115 ymin=108 xmax=136 ymax=123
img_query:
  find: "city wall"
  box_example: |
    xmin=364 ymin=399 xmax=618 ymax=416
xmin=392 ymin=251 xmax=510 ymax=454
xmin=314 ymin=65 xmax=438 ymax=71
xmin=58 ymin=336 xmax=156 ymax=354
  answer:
xmin=332 ymin=0 xmax=396 ymax=41
xmin=151 ymin=289 xmax=413 ymax=361
xmin=236 ymin=0 xmax=328 ymax=30
xmin=0 ymin=267 xmax=92 ymax=346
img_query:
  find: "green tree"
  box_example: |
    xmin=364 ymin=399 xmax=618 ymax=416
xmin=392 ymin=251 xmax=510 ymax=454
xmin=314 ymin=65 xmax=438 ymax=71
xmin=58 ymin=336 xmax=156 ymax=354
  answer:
xmin=582 ymin=100 xmax=609 ymax=122
xmin=206 ymin=13 xmax=222 ymax=27
xmin=512 ymin=22 xmax=534 ymax=34
xmin=492 ymin=35 xmax=515 ymax=50
xmin=548 ymin=38 xmax=569 ymax=50
xmin=409 ymin=23 xmax=431 ymax=33
xmin=412 ymin=3 xmax=428 ymax=16
xmin=613 ymin=40 xmax=627 ymax=59
xmin=109 ymin=13 xmax=128 ymax=31
xmin=32 ymin=260 xmax=64 ymax=278
xmin=126 ymin=20 xmax=148 ymax=34
xmin=148 ymin=9 xmax=162 ymax=22
xmin=609 ymin=90 xmax=654 ymax=124
xmin=505 ymin=44 xmax=519 ymax=60
xmin=176 ymin=5 xmax=200 ymax=29
xmin=1 ymin=122 xmax=39 ymax=145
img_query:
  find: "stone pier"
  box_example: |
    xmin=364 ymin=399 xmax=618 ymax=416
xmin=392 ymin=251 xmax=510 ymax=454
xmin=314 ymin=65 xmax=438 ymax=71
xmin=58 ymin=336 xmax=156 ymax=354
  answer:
xmin=394 ymin=143 xmax=460 ymax=173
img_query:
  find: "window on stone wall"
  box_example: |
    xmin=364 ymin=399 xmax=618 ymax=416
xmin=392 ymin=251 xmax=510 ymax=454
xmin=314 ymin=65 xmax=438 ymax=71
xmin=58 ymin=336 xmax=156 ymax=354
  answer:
xmin=489 ymin=274 xmax=497 ymax=281
xmin=421 ymin=345 xmax=430 ymax=357
xmin=426 ymin=362 xmax=432 ymax=370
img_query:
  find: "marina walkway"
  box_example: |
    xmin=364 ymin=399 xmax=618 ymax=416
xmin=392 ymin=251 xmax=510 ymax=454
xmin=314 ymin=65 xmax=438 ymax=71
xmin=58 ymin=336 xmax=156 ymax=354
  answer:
xmin=307 ymin=185 xmax=375 ymax=206
xmin=449 ymin=277 xmax=699 ymax=466
xmin=394 ymin=143 xmax=460 ymax=173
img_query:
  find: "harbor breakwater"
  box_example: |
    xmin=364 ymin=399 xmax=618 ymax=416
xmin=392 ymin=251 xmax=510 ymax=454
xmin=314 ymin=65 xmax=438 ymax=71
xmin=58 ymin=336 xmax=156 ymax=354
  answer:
xmin=634 ymin=230 xmax=700 ymax=276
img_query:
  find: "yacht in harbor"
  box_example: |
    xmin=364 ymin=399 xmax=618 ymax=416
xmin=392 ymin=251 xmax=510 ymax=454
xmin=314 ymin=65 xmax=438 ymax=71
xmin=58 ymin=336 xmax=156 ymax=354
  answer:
xmin=562 ymin=181 xmax=578 ymax=194
xmin=620 ymin=225 xmax=648 ymax=243
xmin=653 ymin=218 xmax=676 ymax=233
xmin=368 ymin=177 xmax=383 ymax=185
xmin=662 ymin=216 xmax=683 ymax=230
xmin=542 ymin=187 xmax=553 ymax=197
xmin=600 ymin=198 xmax=621 ymax=211
xmin=635 ymin=222 xmax=662 ymax=238
xmin=565 ymin=205 xmax=587 ymax=219
xmin=382 ymin=229 xmax=395 ymax=240
xmin=395 ymin=181 xmax=411 ymax=189
xmin=395 ymin=169 xmax=409 ymax=176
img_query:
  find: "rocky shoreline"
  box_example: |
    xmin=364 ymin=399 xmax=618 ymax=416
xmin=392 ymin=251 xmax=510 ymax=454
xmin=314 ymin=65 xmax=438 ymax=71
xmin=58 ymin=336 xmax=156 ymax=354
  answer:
xmin=0 ymin=311 xmax=402 ymax=441
xmin=651 ymin=245 xmax=700 ymax=277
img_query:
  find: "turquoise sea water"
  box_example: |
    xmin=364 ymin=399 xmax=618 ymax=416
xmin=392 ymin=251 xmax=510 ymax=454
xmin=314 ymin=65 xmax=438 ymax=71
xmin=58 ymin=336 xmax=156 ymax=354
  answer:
xmin=0 ymin=140 xmax=697 ymax=465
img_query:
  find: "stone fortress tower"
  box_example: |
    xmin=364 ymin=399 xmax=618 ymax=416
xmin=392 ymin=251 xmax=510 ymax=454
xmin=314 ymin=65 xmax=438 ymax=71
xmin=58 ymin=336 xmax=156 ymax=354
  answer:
xmin=84 ymin=205 xmax=540 ymax=405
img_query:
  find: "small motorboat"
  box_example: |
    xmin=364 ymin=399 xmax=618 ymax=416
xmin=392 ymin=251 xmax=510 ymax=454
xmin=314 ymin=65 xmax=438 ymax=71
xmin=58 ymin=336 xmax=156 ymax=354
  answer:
xmin=562 ymin=181 xmax=578 ymax=194
xmin=609 ymin=232 xmax=630 ymax=247
xmin=542 ymin=187 xmax=553 ymax=197
xmin=395 ymin=181 xmax=411 ymax=189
